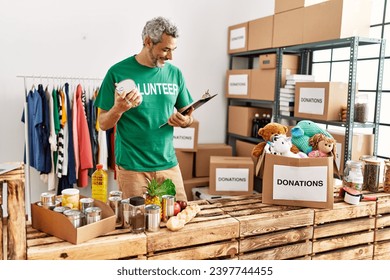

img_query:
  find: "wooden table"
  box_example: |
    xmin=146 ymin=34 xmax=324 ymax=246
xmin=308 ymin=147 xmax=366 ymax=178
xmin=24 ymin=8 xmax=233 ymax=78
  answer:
xmin=25 ymin=192 xmax=390 ymax=260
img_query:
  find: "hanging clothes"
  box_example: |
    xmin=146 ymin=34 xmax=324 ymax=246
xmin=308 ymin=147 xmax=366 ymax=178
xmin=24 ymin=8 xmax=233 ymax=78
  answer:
xmin=21 ymin=85 xmax=51 ymax=174
xmin=57 ymin=83 xmax=77 ymax=193
xmin=75 ymin=84 xmax=93 ymax=187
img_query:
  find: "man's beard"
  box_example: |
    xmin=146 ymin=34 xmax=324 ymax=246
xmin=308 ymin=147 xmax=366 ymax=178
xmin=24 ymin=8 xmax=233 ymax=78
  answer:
xmin=148 ymin=49 xmax=165 ymax=68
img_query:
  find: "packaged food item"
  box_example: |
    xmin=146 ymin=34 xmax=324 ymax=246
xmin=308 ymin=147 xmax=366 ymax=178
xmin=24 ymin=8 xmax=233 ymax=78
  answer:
xmin=91 ymin=164 xmax=108 ymax=203
xmin=61 ymin=188 xmax=80 ymax=210
xmin=363 ymin=158 xmax=381 ymax=192
xmin=343 ymin=160 xmax=363 ymax=191
xmin=130 ymin=196 xmax=145 ymax=233
xmin=145 ymin=204 xmax=160 ymax=232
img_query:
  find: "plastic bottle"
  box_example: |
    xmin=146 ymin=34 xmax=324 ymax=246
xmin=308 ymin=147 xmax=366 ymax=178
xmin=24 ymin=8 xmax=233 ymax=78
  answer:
xmin=91 ymin=164 xmax=108 ymax=203
xmin=252 ymin=113 xmax=261 ymax=138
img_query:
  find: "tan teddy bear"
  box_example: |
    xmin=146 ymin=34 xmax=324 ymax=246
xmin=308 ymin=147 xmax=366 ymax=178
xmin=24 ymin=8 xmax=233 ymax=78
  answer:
xmin=252 ymin=122 xmax=299 ymax=158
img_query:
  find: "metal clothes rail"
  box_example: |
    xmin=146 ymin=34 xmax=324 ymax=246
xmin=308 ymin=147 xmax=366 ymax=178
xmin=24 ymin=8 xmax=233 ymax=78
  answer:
xmin=16 ymin=75 xmax=103 ymax=218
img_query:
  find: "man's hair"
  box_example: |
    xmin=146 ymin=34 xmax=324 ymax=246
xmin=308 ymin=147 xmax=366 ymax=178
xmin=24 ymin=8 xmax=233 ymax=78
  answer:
xmin=142 ymin=16 xmax=179 ymax=44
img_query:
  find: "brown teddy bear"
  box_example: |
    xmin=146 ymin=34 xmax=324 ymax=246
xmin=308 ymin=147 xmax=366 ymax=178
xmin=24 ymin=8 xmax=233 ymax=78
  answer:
xmin=252 ymin=122 xmax=300 ymax=158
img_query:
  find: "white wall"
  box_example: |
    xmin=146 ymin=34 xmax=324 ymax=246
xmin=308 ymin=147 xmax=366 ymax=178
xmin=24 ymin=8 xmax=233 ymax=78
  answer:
xmin=0 ymin=0 xmax=274 ymax=211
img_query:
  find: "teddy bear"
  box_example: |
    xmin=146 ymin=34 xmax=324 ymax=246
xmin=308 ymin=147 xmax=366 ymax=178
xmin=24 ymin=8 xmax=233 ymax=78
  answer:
xmin=267 ymin=134 xmax=308 ymax=158
xmin=252 ymin=122 xmax=300 ymax=158
xmin=308 ymin=133 xmax=337 ymax=158
xmin=291 ymin=120 xmax=333 ymax=154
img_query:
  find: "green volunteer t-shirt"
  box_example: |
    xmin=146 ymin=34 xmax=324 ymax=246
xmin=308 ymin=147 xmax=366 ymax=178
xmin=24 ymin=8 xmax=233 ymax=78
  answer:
xmin=95 ymin=55 xmax=193 ymax=171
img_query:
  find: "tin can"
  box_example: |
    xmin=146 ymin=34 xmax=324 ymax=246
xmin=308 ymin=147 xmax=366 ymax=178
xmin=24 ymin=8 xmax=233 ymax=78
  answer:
xmin=109 ymin=190 xmax=123 ymax=200
xmin=145 ymin=204 xmax=160 ymax=232
xmin=85 ymin=207 xmax=102 ymax=224
xmin=162 ymin=195 xmax=175 ymax=222
xmin=63 ymin=209 xmax=84 ymax=228
xmin=109 ymin=196 xmax=123 ymax=228
xmin=79 ymin=197 xmax=94 ymax=214
xmin=121 ymin=198 xmax=132 ymax=229
xmin=53 ymin=206 xmax=71 ymax=214
xmin=40 ymin=192 xmax=57 ymax=209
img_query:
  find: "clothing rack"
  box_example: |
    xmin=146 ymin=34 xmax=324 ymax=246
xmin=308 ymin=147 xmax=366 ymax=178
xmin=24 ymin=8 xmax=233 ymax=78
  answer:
xmin=17 ymin=75 xmax=103 ymax=218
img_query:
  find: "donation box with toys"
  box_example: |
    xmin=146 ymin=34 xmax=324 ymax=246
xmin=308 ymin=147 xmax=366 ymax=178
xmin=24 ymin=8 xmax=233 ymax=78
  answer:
xmin=262 ymin=153 xmax=334 ymax=209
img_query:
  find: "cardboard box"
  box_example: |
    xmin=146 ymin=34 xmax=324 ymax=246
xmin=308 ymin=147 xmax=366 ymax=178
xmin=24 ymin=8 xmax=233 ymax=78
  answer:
xmin=173 ymin=120 xmax=199 ymax=152
xmin=225 ymin=69 xmax=251 ymax=99
xmin=328 ymin=130 xmax=374 ymax=174
xmin=248 ymin=15 xmax=274 ymax=51
xmin=294 ymin=82 xmax=348 ymax=121
xmin=235 ymin=140 xmax=256 ymax=158
xmin=303 ymin=0 xmax=371 ymax=44
xmin=228 ymin=22 xmax=248 ymax=54
xmin=275 ymin=0 xmax=329 ymax=13
xmin=250 ymin=68 xmax=297 ymax=101
xmin=183 ymin=177 xmax=209 ymax=201
xmin=262 ymin=153 xmax=334 ymax=209
xmin=259 ymin=54 xmax=299 ymax=70
xmin=228 ymin=106 xmax=272 ymax=137
xmin=209 ymin=156 xmax=254 ymax=195
xmin=176 ymin=150 xmax=194 ymax=180
xmin=272 ymin=7 xmax=305 ymax=48
xmin=31 ymin=196 xmax=116 ymax=244
xmin=195 ymin=143 xmax=233 ymax=177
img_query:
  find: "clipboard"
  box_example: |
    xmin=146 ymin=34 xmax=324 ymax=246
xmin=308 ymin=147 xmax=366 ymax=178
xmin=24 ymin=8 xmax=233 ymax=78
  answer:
xmin=159 ymin=91 xmax=217 ymax=128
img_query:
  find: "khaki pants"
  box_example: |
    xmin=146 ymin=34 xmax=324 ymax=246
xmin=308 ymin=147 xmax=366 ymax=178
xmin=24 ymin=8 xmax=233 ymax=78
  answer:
xmin=116 ymin=164 xmax=187 ymax=201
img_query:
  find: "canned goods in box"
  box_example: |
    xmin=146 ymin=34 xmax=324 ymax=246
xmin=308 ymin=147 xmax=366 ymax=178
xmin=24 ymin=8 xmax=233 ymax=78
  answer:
xmin=61 ymin=188 xmax=80 ymax=210
xmin=79 ymin=197 xmax=94 ymax=214
xmin=85 ymin=206 xmax=102 ymax=224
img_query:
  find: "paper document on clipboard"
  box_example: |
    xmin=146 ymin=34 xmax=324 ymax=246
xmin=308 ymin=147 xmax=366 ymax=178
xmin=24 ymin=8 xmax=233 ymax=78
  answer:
xmin=159 ymin=91 xmax=217 ymax=128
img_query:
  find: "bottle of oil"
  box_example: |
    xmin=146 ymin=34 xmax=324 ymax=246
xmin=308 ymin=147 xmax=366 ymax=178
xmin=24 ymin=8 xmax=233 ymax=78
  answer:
xmin=91 ymin=164 xmax=108 ymax=203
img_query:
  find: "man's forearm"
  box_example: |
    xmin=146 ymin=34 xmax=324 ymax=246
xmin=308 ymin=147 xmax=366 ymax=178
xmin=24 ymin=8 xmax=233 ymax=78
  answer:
xmin=98 ymin=108 xmax=123 ymax=131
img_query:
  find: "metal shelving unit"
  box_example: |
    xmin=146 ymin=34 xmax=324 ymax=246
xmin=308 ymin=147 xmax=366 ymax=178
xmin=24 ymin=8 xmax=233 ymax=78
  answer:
xmin=227 ymin=37 xmax=385 ymax=171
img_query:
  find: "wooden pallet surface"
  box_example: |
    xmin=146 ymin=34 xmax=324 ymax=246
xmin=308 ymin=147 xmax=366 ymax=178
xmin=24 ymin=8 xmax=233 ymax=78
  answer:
xmin=237 ymin=208 xmax=314 ymax=238
xmin=312 ymin=231 xmax=374 ymax=254
xmin=313 ymin=216 xmax=376 ymax=239
xmin=314 ymin=200 xmax=376 ymax=224
xmin=146 ymin=217 xmax=239 ymax=253
xmin=238 ymin=241 xmax=312 ymax=260
xmin=240 ymin=226 xmax=313 ymax=253
xmin=311 ymin=244 xmax=374 ymax=260
xmin=27 ymin=230 xmax=147 ymax=260
xmin=374 ymin=240 xmax=390 ymax=260
xmin=147 ymin=240 xmax=238 ymax=260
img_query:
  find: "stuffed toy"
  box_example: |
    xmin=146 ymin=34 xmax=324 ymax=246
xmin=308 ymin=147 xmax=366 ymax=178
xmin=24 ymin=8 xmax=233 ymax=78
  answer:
xmin=252 ymin=122 xmax=299 ymax=158
xmin=308 ymin=133 xmax=337 ymax=158
xmin=268 ymin=134 xmax=308 ymax=158
xmin=291 ymin=120 xmax=333 ymax=154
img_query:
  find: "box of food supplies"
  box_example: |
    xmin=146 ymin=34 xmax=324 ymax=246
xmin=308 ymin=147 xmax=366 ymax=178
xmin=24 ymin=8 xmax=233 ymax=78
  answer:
xmin=31 ymin=195 xmax=116 ymax=244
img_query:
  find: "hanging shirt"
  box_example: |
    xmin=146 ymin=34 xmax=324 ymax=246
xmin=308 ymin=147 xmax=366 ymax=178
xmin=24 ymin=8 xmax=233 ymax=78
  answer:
xmin=75 ymin=84 xmax=93 ymax=187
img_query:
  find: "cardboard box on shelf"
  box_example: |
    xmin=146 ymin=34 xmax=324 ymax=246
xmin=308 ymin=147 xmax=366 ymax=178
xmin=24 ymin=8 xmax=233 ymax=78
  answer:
xmin=31 ymin=196 xmax=116 ymax=244
xmin=259 ymin=54 xmax=299 ymax=70
xmin=328 ymin=129 xmax=374 ymax=174
xmin=303 ymin=0 xmax=372 ymax=44
xmin=195 ymin=144 xmax=233 ymax=177
xmin=272 ymin=7 xmax=305 ymax=48
xmin=176 ymin=150 xmax=194 ymax=180
xmin=228 ymin=22 xmax=248 ymax=54
xmin=262 ymin=153 xmax=334 ymax=209
xmin=274 ymin=0 xmax=329 ymax=13
xmin=173 ymin=120 xmax=199 ymax=152
xmin=248 ymin=15 xmax=274 ymax=51
xmin=250 ymin=68 xmax=297 ymax=101
xmin=225 ymin=69 xmax=252 ymax=99
xmin=209 ymin=156 xmax=254 ymax=195
xmin=294 ymin=82 xmax=348 ymax=121
xmin=228 ymin=106 xmax=272 ymax=137
xmin=235 ymin=140 xmax=256 ymax=159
